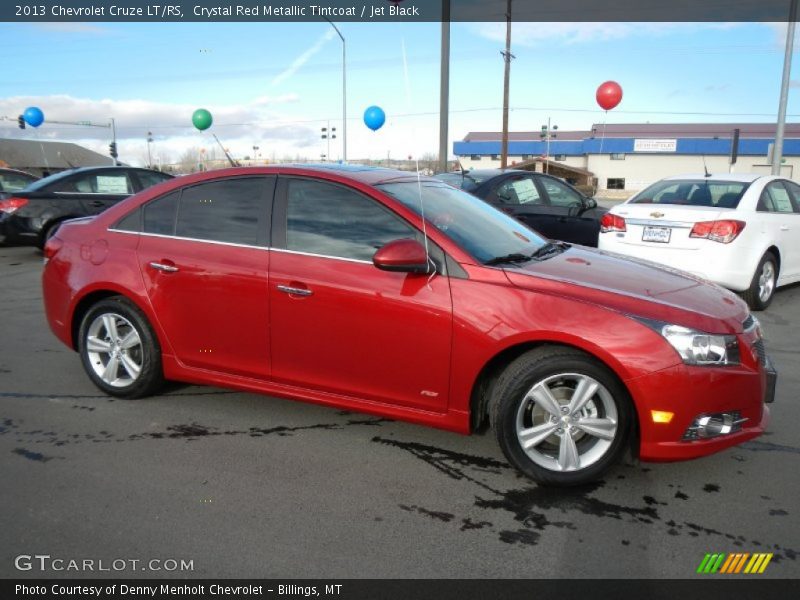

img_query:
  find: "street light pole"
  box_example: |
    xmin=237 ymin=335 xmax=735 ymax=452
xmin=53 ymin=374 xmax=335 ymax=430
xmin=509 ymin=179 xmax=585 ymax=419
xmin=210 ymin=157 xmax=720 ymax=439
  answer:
xmin=772 ymin=0 xmax=797 ymax=175
xmin=146 ymin=131 xmax=153 ymax=168
xmin=324 ymin=17 xmax=346 ymax=162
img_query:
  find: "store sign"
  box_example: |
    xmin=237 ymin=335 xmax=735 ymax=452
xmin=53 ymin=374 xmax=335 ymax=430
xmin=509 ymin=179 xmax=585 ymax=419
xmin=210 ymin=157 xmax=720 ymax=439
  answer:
xmin=634 ymin=139 xmax=677 ymax=152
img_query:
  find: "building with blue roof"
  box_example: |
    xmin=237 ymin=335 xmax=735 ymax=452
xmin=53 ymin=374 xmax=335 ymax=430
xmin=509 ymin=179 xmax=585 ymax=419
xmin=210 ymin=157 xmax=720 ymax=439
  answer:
xmin=453 ymin=123 xmax=800 ymax=195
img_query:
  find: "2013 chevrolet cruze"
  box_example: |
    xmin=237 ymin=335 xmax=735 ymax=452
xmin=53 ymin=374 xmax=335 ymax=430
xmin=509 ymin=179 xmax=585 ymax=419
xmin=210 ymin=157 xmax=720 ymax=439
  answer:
xmin=42 ymin=165 xmax=776 ymax=486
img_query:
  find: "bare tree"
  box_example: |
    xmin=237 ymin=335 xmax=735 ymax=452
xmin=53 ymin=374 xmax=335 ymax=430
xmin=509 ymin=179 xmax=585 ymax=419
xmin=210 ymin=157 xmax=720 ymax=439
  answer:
xmin=177 ymin=147 xmax=203 ymax=174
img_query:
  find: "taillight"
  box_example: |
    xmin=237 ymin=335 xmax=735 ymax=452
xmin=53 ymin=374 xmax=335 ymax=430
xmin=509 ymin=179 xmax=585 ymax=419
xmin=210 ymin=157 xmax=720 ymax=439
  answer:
xmin=0 ymin=197 xmax=28 ymax=214
xmin=689 ymin=220 xmax=746 ymax=244
xmin=600 ymin=213 xmax=626 ymax=233
xmin=43 ymin=237 xmax=63 ymax=264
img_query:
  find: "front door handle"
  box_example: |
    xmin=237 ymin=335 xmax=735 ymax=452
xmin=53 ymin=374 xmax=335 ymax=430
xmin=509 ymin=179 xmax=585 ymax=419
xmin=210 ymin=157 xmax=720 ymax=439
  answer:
xmin=780 ymin=225 xmax=789 ymax=231
xmin=277 ymin=284 xmax=313 ymax=297
xmin=149 ymin=261 xmax=179 ymax=273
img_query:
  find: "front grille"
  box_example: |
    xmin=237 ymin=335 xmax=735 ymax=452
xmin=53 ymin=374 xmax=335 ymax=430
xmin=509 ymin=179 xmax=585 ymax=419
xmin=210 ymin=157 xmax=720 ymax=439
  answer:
xmin=753 ymin=339 xmax=767 ymax=366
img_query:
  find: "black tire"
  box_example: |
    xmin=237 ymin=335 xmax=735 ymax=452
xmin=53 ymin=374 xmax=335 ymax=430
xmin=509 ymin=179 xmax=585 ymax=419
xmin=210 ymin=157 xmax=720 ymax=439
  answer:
xmin=77 ymin=296 xmax=164 ymax=399
xmin=490 ymin=345 xmax=632 ymax=487
xmin=740 ymin=252 xmax=778 ymax=311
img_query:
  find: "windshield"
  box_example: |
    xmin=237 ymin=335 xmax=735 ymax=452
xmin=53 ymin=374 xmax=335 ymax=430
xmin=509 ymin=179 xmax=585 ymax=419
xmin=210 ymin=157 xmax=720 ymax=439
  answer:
xmin=630 ymin=179 xmax=750 ymax=208
xmin=377 ymin=181 xmax=547 ymax=264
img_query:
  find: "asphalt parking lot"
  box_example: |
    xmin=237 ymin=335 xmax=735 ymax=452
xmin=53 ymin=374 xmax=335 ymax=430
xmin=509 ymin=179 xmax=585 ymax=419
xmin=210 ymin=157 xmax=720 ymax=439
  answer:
xmin=0 ymin=244 xmax=798 ymax=579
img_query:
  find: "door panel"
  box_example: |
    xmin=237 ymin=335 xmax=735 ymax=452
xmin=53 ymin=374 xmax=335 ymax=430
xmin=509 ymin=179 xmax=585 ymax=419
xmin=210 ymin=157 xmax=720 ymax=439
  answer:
xmin=136 ymin=176 xmax=274 ymax=379
xmin=138 ymin=237 xmax=271 ymax=379
xmin=763 ymin=181 xmax=800 ymax=280
xmin=537 ymin=176 xmax=597 ymax=245
xmin=269 ymin=176 xmax=453 ymax=411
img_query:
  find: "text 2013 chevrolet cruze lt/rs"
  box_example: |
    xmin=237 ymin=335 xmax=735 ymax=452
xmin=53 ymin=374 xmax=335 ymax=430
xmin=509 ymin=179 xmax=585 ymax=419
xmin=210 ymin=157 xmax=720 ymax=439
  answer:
xmin=42 ymin=165 xmax=776 ymax=486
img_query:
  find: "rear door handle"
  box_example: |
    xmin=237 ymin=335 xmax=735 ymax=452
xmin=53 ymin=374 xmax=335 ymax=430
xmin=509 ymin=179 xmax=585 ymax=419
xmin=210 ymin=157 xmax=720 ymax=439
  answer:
xmin=89 ymin=200 xmax=106 ymax=207
xmin=277 ymin=284 xmax=313 ymax=297
xmin=149 ymin=261 xmax=179 ymax=273
xmin=780 ymin=225 xmax=789 ymax=231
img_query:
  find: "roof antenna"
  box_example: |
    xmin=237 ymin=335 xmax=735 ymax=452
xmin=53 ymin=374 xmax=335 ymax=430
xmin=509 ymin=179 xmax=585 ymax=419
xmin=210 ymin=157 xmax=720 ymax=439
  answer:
xmin=401 ymin=34 xmax=434 ymax=281
xmin=702 ymin=155 xmax=711 ymax=178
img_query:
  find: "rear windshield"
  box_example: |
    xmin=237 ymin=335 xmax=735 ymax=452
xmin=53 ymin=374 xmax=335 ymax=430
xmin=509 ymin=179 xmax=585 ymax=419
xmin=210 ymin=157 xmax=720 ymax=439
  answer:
xmin=0 ymin=171 xmax=37 ymax=192
xmin=630 ymin=179 xmax=750 ymax=208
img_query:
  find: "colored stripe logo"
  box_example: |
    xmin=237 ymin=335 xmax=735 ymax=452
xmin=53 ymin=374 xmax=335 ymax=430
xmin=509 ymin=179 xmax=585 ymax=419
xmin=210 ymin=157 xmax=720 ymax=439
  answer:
xmin=697 ymin=552 xmax=773 ymax=574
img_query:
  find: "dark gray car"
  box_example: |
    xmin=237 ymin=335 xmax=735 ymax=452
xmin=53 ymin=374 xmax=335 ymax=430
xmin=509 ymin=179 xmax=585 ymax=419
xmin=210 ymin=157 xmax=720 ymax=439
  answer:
xmin=0 ymin=166 xmax=172 ymax=247
xmin=434 ymin=169 xmax=607 ymax=246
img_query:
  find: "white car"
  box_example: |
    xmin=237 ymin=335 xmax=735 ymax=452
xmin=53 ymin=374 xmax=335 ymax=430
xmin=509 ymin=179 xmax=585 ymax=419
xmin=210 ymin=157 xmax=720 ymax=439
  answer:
xmin=597 ymin=173 xmax=800 ymax=310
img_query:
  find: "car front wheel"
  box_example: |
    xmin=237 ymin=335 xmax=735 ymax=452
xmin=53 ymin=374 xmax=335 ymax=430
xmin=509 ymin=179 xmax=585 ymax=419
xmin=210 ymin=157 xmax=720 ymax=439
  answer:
xmin=491 ymin=346 xmax=632 ymax=486
xmin=78 ymin=297 xmax=164 ymax=399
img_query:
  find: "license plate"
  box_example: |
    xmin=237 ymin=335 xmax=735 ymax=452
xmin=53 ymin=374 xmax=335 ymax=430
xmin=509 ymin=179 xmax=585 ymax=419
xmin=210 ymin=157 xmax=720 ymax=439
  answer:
xmin=642 ymin=226 xmax=671 ymax=243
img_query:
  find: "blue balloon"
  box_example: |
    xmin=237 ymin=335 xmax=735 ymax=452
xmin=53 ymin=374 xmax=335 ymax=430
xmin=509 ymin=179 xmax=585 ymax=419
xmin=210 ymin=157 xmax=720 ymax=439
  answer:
xmin=363 ymin=105 xmax=385 ymax=131
xmin=23 ymin=106 xmax=44 ymax=128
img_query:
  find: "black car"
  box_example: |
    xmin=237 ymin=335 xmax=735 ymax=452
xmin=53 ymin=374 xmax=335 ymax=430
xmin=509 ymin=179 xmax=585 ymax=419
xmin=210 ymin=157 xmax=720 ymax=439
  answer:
xmin=0 ymin=168 xmax=38 ymax=194
xmin=0 ymin=166 xmax=173 ymax=247
xmin=434 ymin=169 xmax=607 ymax=246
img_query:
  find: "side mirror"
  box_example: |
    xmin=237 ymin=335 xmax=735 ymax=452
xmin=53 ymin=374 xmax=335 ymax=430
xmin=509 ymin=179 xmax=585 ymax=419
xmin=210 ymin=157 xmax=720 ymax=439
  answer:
xmin=584 ymin=197 xmax=598 ymax=210
xmin=372 ymin=239 xmax=433 ymax=274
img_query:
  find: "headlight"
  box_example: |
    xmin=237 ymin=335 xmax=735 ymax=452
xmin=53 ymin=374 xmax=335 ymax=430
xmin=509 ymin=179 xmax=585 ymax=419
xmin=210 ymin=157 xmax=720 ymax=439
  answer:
xmin=660 ymin=325 xmax=739 ymax=366
xmin=634 ymin=318 xmax=740 ymax=366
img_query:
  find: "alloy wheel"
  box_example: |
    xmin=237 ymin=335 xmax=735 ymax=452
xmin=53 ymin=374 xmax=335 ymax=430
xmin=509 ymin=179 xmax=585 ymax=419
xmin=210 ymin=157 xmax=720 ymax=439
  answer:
xmin=515 ymin=372 xmax=618 ymax=472
xmin=85 ymin=312 xmax=143 ymax=387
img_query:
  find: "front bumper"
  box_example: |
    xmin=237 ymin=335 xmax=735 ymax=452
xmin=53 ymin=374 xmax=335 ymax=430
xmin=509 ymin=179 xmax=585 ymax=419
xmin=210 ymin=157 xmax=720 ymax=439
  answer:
xmin=629 ymin=357 xmax=774 ymax=462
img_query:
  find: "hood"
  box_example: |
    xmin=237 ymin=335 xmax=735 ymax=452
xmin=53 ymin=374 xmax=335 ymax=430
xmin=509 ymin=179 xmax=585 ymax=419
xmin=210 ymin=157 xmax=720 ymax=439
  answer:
xmin=504 ymin=246 xmax=748 ymax=334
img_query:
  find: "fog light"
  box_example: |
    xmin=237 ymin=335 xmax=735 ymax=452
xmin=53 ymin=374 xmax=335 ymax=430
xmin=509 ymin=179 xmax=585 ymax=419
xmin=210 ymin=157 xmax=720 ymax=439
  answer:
xmin=683 ymin=411 xmax=747 ymax=441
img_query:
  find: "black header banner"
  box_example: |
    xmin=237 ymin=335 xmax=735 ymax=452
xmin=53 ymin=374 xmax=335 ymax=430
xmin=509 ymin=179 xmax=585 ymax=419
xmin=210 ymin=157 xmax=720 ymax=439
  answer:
xmin=1 ymin=0 xmax=797 ymax=23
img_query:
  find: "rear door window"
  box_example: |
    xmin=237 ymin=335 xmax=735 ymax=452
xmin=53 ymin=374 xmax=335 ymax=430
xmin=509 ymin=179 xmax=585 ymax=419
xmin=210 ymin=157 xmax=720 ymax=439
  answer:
xmin=758 ymin=181 xmax=796 ymax=213
xmin=495 ymin=177 xmax=543 ymax=205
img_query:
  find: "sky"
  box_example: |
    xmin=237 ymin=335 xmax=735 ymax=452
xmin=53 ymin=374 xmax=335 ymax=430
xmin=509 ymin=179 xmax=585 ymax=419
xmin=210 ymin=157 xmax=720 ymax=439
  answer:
xmin=0 ymin=19 xmax=798 ymax=166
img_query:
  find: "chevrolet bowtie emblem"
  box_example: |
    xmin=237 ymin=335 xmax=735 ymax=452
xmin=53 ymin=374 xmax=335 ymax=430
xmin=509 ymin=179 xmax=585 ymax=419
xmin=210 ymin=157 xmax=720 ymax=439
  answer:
xmin=650 ymin=211 xmax=665 ymax=218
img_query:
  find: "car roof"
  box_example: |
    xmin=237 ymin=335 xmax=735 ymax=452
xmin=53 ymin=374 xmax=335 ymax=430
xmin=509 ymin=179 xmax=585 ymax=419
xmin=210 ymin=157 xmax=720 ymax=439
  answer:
xmin=179 ymin=164 xmax=442 ymax=186
xmin=660 ymin=173 xmax=768 ymax=183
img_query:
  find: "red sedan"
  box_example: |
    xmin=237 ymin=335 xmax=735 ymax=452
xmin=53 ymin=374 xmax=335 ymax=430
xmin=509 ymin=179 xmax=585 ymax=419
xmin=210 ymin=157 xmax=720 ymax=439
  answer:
xmin=41 ymin=165 xmax=776 ymax=486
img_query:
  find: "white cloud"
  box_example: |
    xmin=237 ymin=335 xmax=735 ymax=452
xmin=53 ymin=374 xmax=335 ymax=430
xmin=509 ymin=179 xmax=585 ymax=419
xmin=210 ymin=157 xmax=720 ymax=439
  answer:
xmin=0 ymin=94 xmax=321 ymax=166
xmin=271 ymin=29 xmax=336 ymax=87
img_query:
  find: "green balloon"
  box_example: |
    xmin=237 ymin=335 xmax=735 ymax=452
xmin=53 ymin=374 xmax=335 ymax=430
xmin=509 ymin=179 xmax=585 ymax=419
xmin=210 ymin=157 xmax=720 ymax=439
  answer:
xmin=192 ymin=108 xmax=213 ymax=131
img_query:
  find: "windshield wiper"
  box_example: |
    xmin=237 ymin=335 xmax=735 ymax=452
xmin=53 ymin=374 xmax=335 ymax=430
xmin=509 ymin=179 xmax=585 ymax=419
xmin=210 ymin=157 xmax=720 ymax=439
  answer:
xmin=484 ymin=253 xmax=534 ymax=266
xmin=530 ymin=241 xmax=570 ymax=260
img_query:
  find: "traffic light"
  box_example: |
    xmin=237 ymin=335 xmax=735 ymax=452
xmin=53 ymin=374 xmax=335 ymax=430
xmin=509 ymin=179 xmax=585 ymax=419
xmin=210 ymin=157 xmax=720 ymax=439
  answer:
xmin=109 ymin=142 xmax=118 ymax=159
xmin=17 ymin=115 xmax=25 ymax=129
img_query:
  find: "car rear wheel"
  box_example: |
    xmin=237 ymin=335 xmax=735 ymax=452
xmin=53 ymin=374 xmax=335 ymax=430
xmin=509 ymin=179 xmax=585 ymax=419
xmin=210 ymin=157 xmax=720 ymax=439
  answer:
xmin=491 ymin=346 xmax=631 ymax=486
xmin=78 ymin=297 xmax=164 ymax=399
xmin=741 ymin=252 xmax=777 ymax=311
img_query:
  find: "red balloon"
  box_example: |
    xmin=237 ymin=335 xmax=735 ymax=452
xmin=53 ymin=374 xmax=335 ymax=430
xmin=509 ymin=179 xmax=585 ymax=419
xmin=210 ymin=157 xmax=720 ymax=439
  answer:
xmin=596 ymin=81 xmax=623 ymax=111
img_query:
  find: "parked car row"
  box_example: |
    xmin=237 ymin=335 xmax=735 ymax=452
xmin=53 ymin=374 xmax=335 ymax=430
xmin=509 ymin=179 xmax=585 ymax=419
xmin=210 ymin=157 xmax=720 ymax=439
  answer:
xmin=42 ymin=165 xmax=775 ymax=487
xmin=0 ymin=166 xmax=172 ymax=247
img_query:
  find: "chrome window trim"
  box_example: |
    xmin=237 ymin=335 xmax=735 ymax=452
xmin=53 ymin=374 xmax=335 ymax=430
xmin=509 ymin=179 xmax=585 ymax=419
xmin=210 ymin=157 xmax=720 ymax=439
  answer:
xmin=106 ymin=228 xmax=268 ymax=251
xmin=106 ymin=228 xmax=373 ymax=264
xmin=270 ymin=247 xmax=372 ymax=265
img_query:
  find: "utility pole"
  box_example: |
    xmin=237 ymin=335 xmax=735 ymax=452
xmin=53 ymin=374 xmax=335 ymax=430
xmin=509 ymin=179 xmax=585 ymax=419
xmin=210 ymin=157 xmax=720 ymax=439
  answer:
xmin=773 ymin=0 xmax=797 ymax=175
xmin=110 ymin=118 xmax=118 ymax=166
xmin=438 ymin=0 xmax=450 ymax=173
xmin=500 ymin=0 xmax=514 ymax=169
xmin=147 ymin=131 xmax=153 ymax=168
